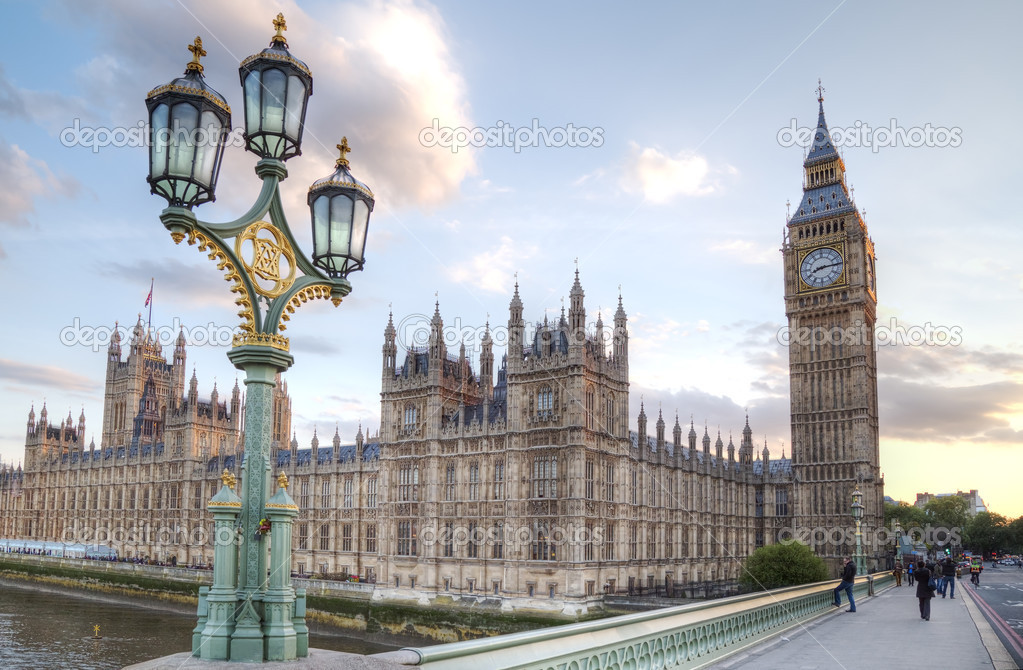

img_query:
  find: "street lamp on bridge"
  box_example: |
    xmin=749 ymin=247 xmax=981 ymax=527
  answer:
xmin=851 ymin=488 xmax=865 ymax=575
xmin=144 ymin=14 xmax=374 ymax=663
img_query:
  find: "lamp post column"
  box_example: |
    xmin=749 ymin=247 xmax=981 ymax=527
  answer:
xmin=852 ymin=489 xmax=866 ymax=575
xmin=226 ymin=346 xmax=293 ymax=662
xmin=263 ymin=473 xmax=300 ymax=661
xmin=199 ymin=472 xmax=242 ymax=660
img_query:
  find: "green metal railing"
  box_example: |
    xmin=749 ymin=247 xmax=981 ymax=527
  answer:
xmin=378 ymin=573 xmax=895 ymax=670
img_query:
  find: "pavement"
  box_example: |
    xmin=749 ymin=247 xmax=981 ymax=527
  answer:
xmin=708 ymin=578 xmax=1019 ymax=670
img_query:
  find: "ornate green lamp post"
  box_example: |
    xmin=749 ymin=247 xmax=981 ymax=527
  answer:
xmin=852 ymin=488 xmax=866 ymax=575
xmin=144 ymin=14 xmax=373 ymax=663
xmin=894 ymin=519 xmax=903 ymax=570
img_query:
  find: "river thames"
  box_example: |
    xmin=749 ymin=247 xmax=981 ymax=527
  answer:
xmin=0 ymin=579 xmax=398 ymax=668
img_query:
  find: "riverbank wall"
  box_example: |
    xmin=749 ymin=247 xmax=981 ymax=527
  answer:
xmin=0 ymin=554 xmax=603 ymax=643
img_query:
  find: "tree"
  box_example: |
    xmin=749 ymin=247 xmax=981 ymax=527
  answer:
xmin=923 ymin=496 xmax=969 ymax=535
xmin=1007 ymin=517 xmax=1023 ymax=554
xmin=884 ymin=502 xmax=926 ymax=530
xmin=965 ymin=512 xmax=1009 ymax=556
xmin=739 ymin=542 xmax=829 ymax=591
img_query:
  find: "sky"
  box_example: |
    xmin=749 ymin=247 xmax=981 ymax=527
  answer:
xmin=0 ymin=0 xmax=1020 ymax=518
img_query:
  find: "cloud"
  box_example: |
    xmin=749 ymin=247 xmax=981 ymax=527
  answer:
xmin=50 ymin=0 xmax=476 ymax=214
xmin=446 ymin=235 xmax=537 ymax=293
xmin=710 ymin=239 xmax=777 ymax=265
xmin=289 ymin=335 xmax=344 ymax=357
xmin=880 ymin=377 xmax=1023 ymax=443
xmin=0 ymin=64 xmax=95 ymax=130
xmin=0 ymin=140 xmax=81 ymax=228
xmin=620 ymin=142 xmax=733 ymax=203
xmin=98 ymin=257 xmax=238 ymax=309
xmin=0 ymin=359 xmax=98 ymax=394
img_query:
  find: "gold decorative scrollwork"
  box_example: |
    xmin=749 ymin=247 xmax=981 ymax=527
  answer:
xmin=232 ymin=332 xmax=290 ymax=351
xmin=276 ymin=283 xmax=340 ymax=332
xmin=175 ymin=229 xmax=255 ymax=333
xmin=235 ymin=221 xmax=297 ymax=299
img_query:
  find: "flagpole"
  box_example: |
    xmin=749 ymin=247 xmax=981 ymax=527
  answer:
xmin=146 ymin=277 xmax=154 ymax=338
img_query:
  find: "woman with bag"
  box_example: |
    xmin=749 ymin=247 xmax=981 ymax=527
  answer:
xmin=915 ymin=560 xmax=935 ymax=621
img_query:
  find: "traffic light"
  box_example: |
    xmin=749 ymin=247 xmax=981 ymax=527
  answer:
xmin=945 ymin=547 xmax=951 ymax=555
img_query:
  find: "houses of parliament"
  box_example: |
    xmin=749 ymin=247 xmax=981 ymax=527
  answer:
xmin=0 ymin=96 xmax=885 ymax=610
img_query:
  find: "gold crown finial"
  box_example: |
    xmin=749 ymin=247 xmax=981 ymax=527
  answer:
xmin=221 ymin=468 xmax=236 ymax=490
xmin=816 ymin=78 xmax=825 ymax=103
xmin=186 ymin=36 xmax=207 ymax=73
xmin=336 ymin=137 xmax=351 ymax=168
xmin=272 ymin=13 xmax=288 ymax=45
xmin=277 ymin=471 xmax=289 ymax=491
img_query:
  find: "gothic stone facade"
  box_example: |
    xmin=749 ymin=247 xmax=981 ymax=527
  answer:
xmin=0 ymin=96 xmax=884 ymax=610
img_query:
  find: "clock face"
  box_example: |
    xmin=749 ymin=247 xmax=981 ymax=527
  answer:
xmin=799 ymin=247 xmax=844 ymax=288
xmin=866 ymin=254 xmax=876 ymax=293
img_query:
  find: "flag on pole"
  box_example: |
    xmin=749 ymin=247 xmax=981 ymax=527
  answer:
xmin=144 ymin=279 xmax=153 ymax=307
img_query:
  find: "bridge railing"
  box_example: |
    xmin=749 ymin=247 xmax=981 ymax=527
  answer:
xmin=376 ymin=573 xmax=894 ymax=670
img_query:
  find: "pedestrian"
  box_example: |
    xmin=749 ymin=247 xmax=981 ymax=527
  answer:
xmin=907 ymin=561 xmax=915 ymax=586
xmin=893 ymin=560 xmax=903 ymax=586
xmin=915 ymin=560 xmax=935 ymax=621
xmin=833 ymin=556 xmax=857 ymax=612
xmin=940 ymin=557 xmax=956 ymax=598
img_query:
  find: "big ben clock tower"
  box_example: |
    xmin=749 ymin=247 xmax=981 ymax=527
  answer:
xmin=783 ymin=85 xmax=883 ymax=569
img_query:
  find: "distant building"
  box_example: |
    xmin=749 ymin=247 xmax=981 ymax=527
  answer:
xmin=914 ymin=490 xmax=987 ymax=517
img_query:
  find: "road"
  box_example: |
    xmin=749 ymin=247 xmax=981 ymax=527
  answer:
xmin=962 ymin=563 xmax=1023 ymax=669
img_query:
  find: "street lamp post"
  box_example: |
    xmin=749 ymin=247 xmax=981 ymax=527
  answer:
xmin=894 ymin=519 xmax=903 ymax=570
xmin=144 ymin=15 xmax=373 ymax=663
xmin=852 ymin=488 xmax=866 ymax=575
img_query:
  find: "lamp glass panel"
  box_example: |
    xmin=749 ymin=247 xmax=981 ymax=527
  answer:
xmin=167 ymin=102 xmax=199 ymax=178
xmin=194 ymin=110 xmax=223 ymax=187
xmin=328 ymin=194 xmax=353 ymax=256
xmin=312 ymin=195 xmax=329 ymax=258
xmin=149 ymin=103 xmax=169 ymax=179
xmin=260 ymin=68 xmax=287 ymax=134
xmin=351 ymin=199 xmax=369 ymax=263
xmin=244 ymin=71 xmax=262 ymax=135
xmin=284 ymin=75 xmax=305 ymax=138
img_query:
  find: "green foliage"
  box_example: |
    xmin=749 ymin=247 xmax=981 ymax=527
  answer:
xmin=739 ymin=542 xmax=829 ymax=591
xmin=923 ymin=496 xmax=969 ymax=533
xmin=964 ymin=512 xmax=1009 ymax=556
xmin=884 ymin=502 xmax=926 ymax=529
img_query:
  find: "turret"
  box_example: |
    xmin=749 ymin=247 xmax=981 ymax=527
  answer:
xmin=739 ymin=413 xmax=754 ymax=466
xmin=508 ymin=281 xmax=524 ymax=371
xmin=310 ymin=428 xmax=319 ymax=461
xmin=715 ymin=430 xmax=723 ymax=461
xmin=688 ymin=419 xmax=697 ymax=452
xmin=355 ymin=423 xmax=364 ymax=461
xmin=480 ymin=321 xmax=494 ymax=401
xmin=78 ymin=408 xmax=86 ymax=439
xmin=188 ymin=369 xmax=199 ymax=404
xmin=613 ymin=292 xmax=628 ymax=364
xmin=672 ymin=412 xmax=682 ymax=450
xmin=230 ymin=378 xmax=241 ymax=424
xmin=727 ymin=434 xmax=735 ymax=463
xmin=428 ymin=301 xmax=445 ymax=365
xmin=27 ymin=404 xmax=35 ymax=437
xmin=130 ymin=314 xmax=145 ymax=354
xmin=108 ymin=321 xmax=122 ymax=364
xmin=637 ymin=401 xmax=648 ymax=451
xmin=762 ymin=442 xmax=771 ymax=472
xmin=568 ymin=269 xmax=585 ymax=343
xmin=382 ymin=310 xmax=397 ymax=380
xmin=702 ymin=425 xmax=711 ymax=455
xmin=655 ymin=408 xmax=665 ymax=449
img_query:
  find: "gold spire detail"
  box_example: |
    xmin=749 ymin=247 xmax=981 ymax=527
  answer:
xmin=277 ymin=471 xmax=290 ymax=491
xmin=272 ymin=13 xmax=288 ymax=46
xmin=816 ymin=78 xmax=825 ymax=103
xmin=221 ymin=468 xmax=236 ymax=490
xmin=336 ymin=137 xmax=351 ymax=169
xmin=186 ymin=36 xmax=206 ymax=74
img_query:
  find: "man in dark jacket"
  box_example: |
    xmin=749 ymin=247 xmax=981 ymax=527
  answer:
xmin=916 ymin=560 xmax=935 ymax=620
xmin=940 ymin=557 xmax=956 ymax=598
xmin=833 ymin=557 xmax=857 ymax=612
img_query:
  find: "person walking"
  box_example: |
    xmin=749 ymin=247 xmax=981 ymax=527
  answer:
xmin=833 ymin=556 xmax=857 ymax=612
xmin=915 ymin=560 xmax=935 ymax=621
xmin=907 ymin=561 xmax=915 ymax=586
xmin=940 ymin=557 xmax=956 ymax=598
xmin=893 ymin=560 xmax=903 ymax=586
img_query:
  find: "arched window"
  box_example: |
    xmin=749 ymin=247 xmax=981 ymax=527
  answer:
xmin=531 ymin=453 xmax=558 ymax=499
xmin=403 ymin=403 xmax=418 ymax=432
xmin=605 ymin=395 xmax=616 ymax=435
xmin=585 ymin=386 xmax=595 ymax=430
xmin=537 ymin=386 xmax=553 ymax=419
